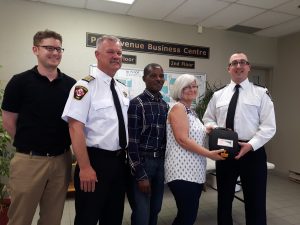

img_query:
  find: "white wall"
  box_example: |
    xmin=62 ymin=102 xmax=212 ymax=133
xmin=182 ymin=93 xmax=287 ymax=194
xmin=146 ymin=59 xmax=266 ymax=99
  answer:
xmin=4 ymin=0 xmax=298 ymax=175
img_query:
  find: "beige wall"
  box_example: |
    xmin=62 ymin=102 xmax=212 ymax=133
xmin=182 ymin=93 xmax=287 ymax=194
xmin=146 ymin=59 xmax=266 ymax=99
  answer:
xmin=1 ymin=0 xmax=297 ymax=175
xmin=0 ymin=0 xmax=277 ymax=84
xmin=271 ymin=32 xmax=300 ymax=175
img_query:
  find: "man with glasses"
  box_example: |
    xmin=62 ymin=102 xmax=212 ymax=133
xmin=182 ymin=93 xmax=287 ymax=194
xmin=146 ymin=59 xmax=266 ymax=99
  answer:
xmin=203 ymin=52 xmax=276 ymax=225
xmin=1 ymin=29 xmax=76 ymax=225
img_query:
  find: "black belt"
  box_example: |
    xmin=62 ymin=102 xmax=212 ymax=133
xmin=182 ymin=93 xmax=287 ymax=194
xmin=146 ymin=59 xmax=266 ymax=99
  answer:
xmin=87 ymin=147 xmax=126 ymax=157
xmin=16 ymin=147 xmax=70 ymax=157
xmin=238 ymin=140 xmax=249 ymax=143
xmin=140 ymin=151 xmax=164 ymax=158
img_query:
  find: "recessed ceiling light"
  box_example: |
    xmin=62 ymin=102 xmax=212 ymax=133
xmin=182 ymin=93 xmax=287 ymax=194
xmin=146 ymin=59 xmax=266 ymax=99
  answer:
xmin=105 ymin=0 xmax=135 ymax=4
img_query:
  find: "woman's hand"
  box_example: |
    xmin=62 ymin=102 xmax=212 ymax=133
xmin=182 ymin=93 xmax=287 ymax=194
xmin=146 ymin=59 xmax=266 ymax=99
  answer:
xmin=208 ymin=149 xmax=226 ymax=160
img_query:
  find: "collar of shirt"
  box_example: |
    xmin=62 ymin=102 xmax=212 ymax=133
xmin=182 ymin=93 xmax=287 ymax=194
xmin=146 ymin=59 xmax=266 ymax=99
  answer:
xmin=32 ymin=65 xmax=63 ymax=81
xmin=143 ymin=89 xmax=163 ymax=102
xmin=94 ymin=67 xmax=113 ymax=86
xmin=229 ymin=78 xmax=251 ymax=92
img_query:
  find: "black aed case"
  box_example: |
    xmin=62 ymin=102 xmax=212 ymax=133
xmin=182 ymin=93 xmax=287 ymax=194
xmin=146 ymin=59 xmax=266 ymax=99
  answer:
xmin=208 ymin=128 xmax=239 ymax=159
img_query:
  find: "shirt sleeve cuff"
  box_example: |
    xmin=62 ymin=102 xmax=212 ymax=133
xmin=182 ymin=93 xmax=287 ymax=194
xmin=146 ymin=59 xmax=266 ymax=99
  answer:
xmin=248 ymin=139 xmax=260 ymax=151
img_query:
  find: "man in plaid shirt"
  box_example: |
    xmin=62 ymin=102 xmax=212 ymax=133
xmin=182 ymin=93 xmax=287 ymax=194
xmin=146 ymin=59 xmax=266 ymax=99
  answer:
xmin=127 ymin=63 xmax=169 ymax=225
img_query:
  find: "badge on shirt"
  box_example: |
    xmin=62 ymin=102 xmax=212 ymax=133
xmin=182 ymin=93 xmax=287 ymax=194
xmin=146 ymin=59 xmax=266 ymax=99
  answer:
xmin=74 ymin=86 xmax=88 ymax=100
xmin=123 ymin=91 xmax=128 ymax=97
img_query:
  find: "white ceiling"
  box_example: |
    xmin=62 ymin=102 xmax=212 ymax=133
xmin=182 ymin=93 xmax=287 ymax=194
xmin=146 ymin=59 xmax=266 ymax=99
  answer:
xmin=26 ymin=0 xmax=300 ymax=37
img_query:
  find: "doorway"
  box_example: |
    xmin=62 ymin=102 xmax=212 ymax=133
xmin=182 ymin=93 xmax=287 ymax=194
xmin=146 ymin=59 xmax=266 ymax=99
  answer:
xmin=248 ymin=67 xmax=273 ymax=91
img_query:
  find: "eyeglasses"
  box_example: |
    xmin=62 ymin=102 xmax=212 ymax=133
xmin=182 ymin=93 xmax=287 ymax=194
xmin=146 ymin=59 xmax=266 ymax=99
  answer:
xmin=38 ymin=45 xmax=64 ymax=53
xmin=229 ymin=60 xmax=249 ymax=67
xmin=183 ymin=85 xmax=198 ymax=90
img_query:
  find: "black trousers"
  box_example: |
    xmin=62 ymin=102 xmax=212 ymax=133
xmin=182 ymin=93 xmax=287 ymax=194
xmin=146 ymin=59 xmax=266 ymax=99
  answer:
xmin=74 ymin=148 xmax=127 ymax=225
xmin=168 ymin=180 xmax=204 ymax=225
xmin=216 ymin=147 xmax=267 ymax=225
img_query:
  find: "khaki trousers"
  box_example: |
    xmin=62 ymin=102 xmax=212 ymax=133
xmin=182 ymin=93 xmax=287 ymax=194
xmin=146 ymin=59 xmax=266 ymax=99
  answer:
xmin=7 ymin=150 xmax=72 ymax=225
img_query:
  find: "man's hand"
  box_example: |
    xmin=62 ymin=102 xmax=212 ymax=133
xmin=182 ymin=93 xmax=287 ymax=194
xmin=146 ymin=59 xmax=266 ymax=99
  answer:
xmin=235 ymin=142 xmax=253 ymax=159
xmin=79 ymin=166 xmax=98 ymax=192
xmin=137 ymin=179 xmax=151 ymax=194
xmin=205 ymin=125 xmax=214 ymax=134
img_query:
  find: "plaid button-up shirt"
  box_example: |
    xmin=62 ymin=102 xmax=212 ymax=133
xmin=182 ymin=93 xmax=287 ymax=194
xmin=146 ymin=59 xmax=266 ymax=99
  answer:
xmin=128 ymin=89 xmax=169 ymax=181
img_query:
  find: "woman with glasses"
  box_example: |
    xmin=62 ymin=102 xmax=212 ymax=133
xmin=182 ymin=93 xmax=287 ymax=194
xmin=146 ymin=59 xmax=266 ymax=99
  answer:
xmin=164 ymin=74 xmax=225 ymax=225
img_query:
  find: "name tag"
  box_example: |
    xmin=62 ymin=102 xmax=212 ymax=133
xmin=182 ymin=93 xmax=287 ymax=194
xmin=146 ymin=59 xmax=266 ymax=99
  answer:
xmin=217 ymin=138 xmax=233 ymax=148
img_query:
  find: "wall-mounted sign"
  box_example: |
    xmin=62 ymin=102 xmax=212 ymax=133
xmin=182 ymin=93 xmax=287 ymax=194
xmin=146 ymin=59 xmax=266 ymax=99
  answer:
xmin=86 ymin=33 xmax=209 ymax=59
xmin=122 ymin=54 xmax=136 ymax=64
xmin=169 ymin=59 xmax=195 ymax=69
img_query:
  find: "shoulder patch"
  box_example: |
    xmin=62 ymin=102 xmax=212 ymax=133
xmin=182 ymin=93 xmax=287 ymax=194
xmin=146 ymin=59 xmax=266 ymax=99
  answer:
xmin=82 ymin=75 xmax=95 ymax=83
xmin=74 ymin=85 xmax=88 ymax=100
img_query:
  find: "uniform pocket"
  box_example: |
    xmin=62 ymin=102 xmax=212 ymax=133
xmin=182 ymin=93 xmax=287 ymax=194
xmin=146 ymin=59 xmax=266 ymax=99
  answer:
xmin=216 ymin=100 xmax=229 ymax=115
xmin=92 ymin=100 xmax=113 ymax=110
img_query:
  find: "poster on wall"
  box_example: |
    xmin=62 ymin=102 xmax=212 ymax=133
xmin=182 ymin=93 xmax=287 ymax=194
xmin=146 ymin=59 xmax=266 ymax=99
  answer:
xmin=89 ymin=65 xmax=206 ymax=107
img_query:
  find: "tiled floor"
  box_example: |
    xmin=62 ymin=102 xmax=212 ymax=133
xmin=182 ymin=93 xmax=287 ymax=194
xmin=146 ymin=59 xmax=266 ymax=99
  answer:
xmin=33 ymin=172 xmax=300 ymax=225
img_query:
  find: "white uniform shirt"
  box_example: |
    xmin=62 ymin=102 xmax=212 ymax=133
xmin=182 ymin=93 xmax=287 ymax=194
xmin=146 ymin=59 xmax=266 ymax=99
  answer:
xmin=62 ymin=68 xmax=129 ymax=150
xmin=203 ymin=78 xmax=276 ymax=151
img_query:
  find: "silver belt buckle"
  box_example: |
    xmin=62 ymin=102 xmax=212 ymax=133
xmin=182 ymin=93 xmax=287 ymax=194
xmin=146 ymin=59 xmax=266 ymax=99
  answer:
xmin=153 ymin=152 xmax=159 ymax=158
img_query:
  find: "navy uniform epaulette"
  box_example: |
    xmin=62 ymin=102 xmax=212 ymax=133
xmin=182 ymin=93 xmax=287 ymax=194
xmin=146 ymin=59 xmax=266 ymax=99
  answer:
xmin=215 ymin=85 xmax=227 ymax=92
xmin=82 ymin=75 xmax=95 ymax=83
xmin=254 ymin=84 xmax=272 ymax=100
xmin=116 ymin=79 xmax=126 ymax=86
xmin=254 ymin=83 xmax=266 ymax=89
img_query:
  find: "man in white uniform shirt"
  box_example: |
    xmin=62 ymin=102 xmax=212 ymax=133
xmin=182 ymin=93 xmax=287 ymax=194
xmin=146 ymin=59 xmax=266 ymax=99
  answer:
xmin=62 ymin=35 xmax=129 ymax=225
xmin=203 ymin=52 xmax=276 ymax=225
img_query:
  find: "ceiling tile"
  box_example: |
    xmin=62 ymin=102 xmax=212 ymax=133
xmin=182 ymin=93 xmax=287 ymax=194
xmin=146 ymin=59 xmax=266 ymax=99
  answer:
xmin=220 ymin=0 xmax=238 ymax=2
xmin=237 ymin=0 xmax=291 ymax=9
xmin=242 ymin=11 xmax=296 ymax=28
xmin=273 ymin=0 xmax=300 ymax=16
xmin=255 ymin=17 xmax=300 ymax=37
xmin=23 ymin=0 xmax=300 ymax=37
xmin=42 ymin=0 xmax=86 ymax=8
xmin=201 ymin=4 xmax=264 ymax=29
xmin=128 ymin=0 xmax=185 ymax=20
xmin=164 ymin=0 xmax=229 ymax=25
xmin=86 ymin=0 xmax=132 ymax=14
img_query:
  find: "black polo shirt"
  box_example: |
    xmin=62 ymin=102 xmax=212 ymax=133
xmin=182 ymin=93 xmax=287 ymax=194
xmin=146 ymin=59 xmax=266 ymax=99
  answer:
xmin=1 ymin=66 xmax=76 ymax=154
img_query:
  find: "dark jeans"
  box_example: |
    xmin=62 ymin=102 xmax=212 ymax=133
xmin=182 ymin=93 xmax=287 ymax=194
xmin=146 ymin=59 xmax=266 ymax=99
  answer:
xmin=129 ymin=156 xmax=165 ymax=225
xmin=168 ymin=180 xmax=204 ymax=225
